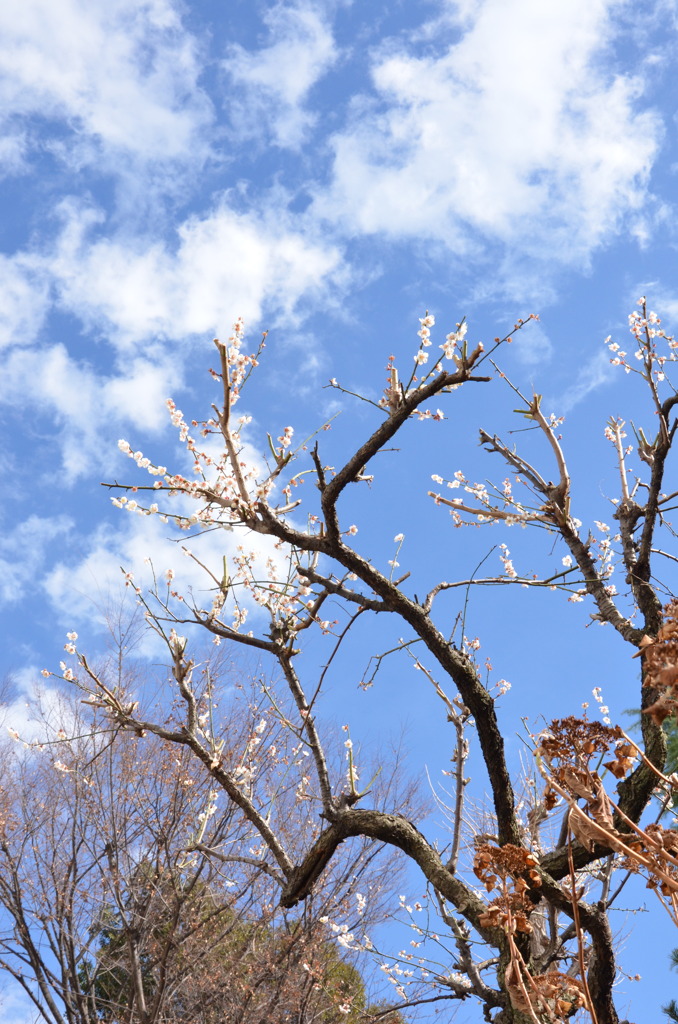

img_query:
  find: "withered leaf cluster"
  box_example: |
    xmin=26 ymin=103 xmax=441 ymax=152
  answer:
xmin=643 ymin=599 xmax=678 ymax=725
xmin=505 ymin=966 xmax=586 ymax=1020
xmin=474 ymin=843 xmax=541 ymax=935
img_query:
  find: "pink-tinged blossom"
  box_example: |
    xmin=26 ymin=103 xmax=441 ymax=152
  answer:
xmin=446 ymin=323 xmax=467 ymax=344
xmin=498 ymin=543 xmax=517 ymax=578
xmin=278 ymin=426 xmax=294 ymax=448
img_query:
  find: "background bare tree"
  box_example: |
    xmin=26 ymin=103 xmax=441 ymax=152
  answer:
xmin=0 ymin=668 xmax=402 ymax=1024
xmin=33 ymin=303 xmax=678 ymax=1022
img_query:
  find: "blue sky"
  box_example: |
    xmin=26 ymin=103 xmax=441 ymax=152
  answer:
xmin=3 ymin=0 xmax=678 ymax=1019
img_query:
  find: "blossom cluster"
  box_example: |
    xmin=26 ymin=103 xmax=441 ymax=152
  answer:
xmin=430 ymin=469 xmax=533 ymax=528
xmin=109 ymin=322 xmax=275 ymax=533
xmin=498 ymin=543 xmax=518 ymax=579
xmin=606 ymin=297 xmax=677 ymax=383
xmin=217 ymin=316 xmax=261 ymax=402
xmin=592 ymin=686 xmax=611 ymax=725
xmin=376 ymin=315 xmax=483 ymax=419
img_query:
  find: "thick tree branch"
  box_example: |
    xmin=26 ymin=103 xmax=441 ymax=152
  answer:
xmin=280 ymin=807 xmax=503 ymax=945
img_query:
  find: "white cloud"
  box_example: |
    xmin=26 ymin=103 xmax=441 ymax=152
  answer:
xmin=0 ymin=514 xmax=72 ymax=604
xmin=48 ymin=195 xmax=345 ymax=348
xmin=222 ymin=2 xmax=337 ymax=148
xmin=0 ymin=254 xmax=50 ymax=348
xmin=43 ymin=516 xmax=188 ymax=626
xmin=1 ymin=341 xmax=177 ymax=480
xmin=315 ymin=0 xmax=661 ymax=274
xmin=2 ymin=670 xmax=64 ymax=743
xmin=0 ymin=188 xmax=347 ymax=483
xmin=43 ymin=506 xmax=294 ymax=641
xmin=0 ymin=0 xmax=213 ymax=174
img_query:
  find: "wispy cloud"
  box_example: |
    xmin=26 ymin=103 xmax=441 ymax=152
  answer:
xmin=0 ymin=514 xmax=72 ymax=604
xmin=556 ymin=348 xmax=613 ymax=413
xmin=1 ymin=337 xmax=178 ymax=480
xmin=42 ymin=507 xmax=295 ymax=641
xmin=0 ymin=253 xmax=50 ymax=348
xmin=222 ymin=1 xmax=338 ymax=149
xmin=511 ymin=320 xmax=554 ymax=367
